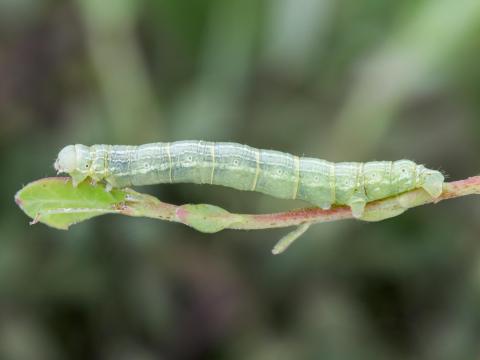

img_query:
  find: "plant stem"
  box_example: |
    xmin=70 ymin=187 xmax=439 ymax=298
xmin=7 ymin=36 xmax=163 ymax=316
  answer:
xmin=122 ymin=176 xmax=480 ymax=232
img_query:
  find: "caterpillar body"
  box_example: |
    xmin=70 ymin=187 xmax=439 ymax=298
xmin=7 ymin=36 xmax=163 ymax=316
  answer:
xmin=54 ymin=141 xmax=444 ymax=218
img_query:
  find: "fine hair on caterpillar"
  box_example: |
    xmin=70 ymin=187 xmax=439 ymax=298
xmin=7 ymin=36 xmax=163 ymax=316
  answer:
xmin=54 ymin=141 xmax=445 ymax=219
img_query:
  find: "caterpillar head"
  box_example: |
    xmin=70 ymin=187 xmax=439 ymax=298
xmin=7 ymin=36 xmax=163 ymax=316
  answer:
xmin=54 ymin=144 xmax=91 ymax=186
xmin=417 ymin=166 xmax=444 ymax=198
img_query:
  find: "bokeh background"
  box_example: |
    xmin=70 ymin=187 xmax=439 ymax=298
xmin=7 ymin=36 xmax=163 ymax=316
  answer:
xmin=2 ymin=0 xmax=480 ymax=359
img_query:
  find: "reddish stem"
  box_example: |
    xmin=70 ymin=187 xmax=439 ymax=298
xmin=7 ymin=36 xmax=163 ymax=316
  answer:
xmin=130 ymin=176 xmax=480 ymax=231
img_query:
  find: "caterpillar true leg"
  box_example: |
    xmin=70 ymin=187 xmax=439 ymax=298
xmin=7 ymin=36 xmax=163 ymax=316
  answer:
xmin=71 ymin=174 xmax=84 ymax=187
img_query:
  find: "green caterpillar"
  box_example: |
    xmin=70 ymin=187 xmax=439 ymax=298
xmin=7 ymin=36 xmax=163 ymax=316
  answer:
xmin=54 ymin=141 xmax=444 ymax=218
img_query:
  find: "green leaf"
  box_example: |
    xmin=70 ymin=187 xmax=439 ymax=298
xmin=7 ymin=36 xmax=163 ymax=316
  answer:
xmin=15 ymin=178 xmax=126 ymax=230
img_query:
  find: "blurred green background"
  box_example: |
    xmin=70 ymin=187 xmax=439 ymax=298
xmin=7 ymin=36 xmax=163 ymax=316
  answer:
xmin=2 ymin=0 xmax=480 ymax=359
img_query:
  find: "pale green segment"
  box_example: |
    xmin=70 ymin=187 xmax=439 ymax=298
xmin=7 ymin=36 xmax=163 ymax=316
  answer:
xmin=71 ymin=141 xmax=441 ymax=210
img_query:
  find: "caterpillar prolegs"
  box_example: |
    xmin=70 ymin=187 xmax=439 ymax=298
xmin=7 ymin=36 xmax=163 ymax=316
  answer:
xmin=54 ymin=141 xmax=444 ymax=219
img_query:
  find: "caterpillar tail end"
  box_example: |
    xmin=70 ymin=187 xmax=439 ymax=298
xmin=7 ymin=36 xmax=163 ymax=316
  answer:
xmin=422 ymin=171 xmax=444 ymax=199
